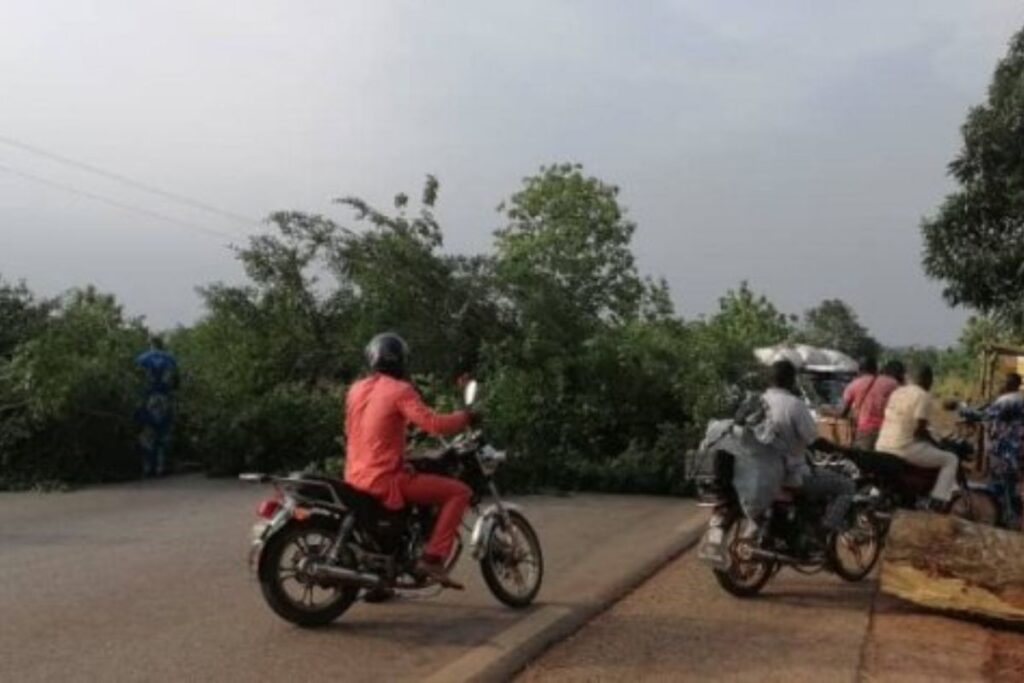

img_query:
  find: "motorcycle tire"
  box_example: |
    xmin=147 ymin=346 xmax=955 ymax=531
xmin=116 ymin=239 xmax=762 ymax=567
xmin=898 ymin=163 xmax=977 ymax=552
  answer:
xmin=827 ymin=509 xmax=882 ymax=582
xmin=258 ymin=517 xmax=360 ymax=628
xmin=712 ymin=516 xmax=774 ymax=598
xmin=949 ymin=490 xmax=999 ymax=527
xmin=480 ymin=510 xmax=543 ymax=608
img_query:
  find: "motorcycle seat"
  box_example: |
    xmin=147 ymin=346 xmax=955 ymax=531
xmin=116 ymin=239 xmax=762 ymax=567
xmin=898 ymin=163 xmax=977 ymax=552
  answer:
xmin=847 ymin=449 xmax=908 ymax=480
xmin=297 ymin=475 xmax=393 ymax=517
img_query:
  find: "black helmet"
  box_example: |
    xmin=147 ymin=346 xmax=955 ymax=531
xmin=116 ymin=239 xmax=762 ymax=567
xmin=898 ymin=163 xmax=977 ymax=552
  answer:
xmin=365 ymin=332 xmax=409 ymax=378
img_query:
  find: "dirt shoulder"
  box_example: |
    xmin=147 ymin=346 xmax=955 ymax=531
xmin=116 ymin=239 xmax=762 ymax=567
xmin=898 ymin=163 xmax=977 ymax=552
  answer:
xmin=860 ymin=594 xmax=1024 ymax=683
xmin=518 ymin=547 xmax=1024 ymax=683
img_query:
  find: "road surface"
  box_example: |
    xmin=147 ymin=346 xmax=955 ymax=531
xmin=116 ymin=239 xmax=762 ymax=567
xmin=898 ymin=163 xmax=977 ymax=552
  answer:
xmin=0 ymin=476 xmax=698 ymax=682
xmin=519 ymin=548 xmax=1024 ymax=682
xmin=519 ymin=553 xmax=874 ymax=682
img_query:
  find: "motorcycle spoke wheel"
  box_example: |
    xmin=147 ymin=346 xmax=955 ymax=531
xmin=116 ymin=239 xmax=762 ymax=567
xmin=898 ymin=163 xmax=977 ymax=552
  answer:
xmin=712 ymin=517 xmax=773 ymax=597
xmin=828 ymin=512 xmax=881 ymax=582
xmin=480 ymin=511 xmax=543 ymax=608
xmin=276 ymin=530 xmax=346 ymax=612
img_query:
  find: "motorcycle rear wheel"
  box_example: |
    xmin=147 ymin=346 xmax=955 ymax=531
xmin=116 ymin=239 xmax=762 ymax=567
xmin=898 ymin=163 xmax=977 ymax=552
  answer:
xmin=259 ymin=518 xmax=360 ymax=627
xmin=712 ymin=517 xmax=774 ymax=598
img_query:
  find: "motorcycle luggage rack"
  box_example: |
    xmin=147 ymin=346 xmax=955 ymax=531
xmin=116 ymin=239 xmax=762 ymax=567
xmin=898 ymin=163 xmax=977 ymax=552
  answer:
xmin=271 ymin=475 xmax=347 ymax=511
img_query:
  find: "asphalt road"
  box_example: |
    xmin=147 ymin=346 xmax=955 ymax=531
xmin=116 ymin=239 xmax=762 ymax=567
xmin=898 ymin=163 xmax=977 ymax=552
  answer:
xmin=519 ymin=552 xmax=876 ymax=682
xmin=0 ymin=476 xmax=698 ymax=682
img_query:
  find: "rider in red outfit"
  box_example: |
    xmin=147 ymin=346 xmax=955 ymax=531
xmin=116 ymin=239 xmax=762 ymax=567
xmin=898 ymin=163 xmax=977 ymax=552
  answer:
xmin=344 ymin=333 xmax=474 ymax=587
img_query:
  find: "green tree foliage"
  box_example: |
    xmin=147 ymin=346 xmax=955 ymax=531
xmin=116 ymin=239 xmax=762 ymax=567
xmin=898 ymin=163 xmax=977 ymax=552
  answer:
xmin=689 ymin=283 xmax=795 ymax=386
xmin=0 ymin=166 xmax=814 ymax=495
xmin=0 ymin=288 xmax=146 ymax=487
xmin=0 ymin=278 xmax=52 ymax=359
xmin=494 ymin=164 xmax=648 ymax=356
xmin=922 ymin=27 xmax=1024 ymax=333
xmin=798 ymin=298 xmax=881 ymax=360
xmin=172 ymin=177 xmax=504 ymax=475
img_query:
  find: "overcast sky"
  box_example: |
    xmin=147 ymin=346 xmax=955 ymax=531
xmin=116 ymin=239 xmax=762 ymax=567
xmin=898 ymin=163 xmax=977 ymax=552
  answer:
xmin=2 ymin=1 xmax=1023 ymax=346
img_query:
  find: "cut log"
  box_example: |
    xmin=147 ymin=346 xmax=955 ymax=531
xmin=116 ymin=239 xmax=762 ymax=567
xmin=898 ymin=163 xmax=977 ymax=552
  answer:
xmin=879 ymin=510 xmax=1024 ymax=625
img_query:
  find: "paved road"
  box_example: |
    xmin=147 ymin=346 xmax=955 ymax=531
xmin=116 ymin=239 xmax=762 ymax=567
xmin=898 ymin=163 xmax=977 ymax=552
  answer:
xmin=0 ymin=476 xmax=698 ymax=682
xmin=520 ymin=553 xmax=875 ymax=682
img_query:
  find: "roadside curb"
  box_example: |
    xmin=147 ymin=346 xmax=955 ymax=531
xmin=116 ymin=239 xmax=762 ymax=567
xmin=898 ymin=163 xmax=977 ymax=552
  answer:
xmin=423 ymin=511 xmax=709 ymax=683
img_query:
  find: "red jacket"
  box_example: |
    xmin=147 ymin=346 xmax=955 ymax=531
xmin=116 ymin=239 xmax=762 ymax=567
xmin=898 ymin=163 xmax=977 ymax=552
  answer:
xmin=344 ymin=373 xmax=470 ymax=509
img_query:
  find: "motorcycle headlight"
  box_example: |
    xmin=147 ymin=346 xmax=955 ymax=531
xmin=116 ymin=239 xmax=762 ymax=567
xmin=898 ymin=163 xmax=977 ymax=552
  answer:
xmin=478 ymin=446 xmax=506 ymax=475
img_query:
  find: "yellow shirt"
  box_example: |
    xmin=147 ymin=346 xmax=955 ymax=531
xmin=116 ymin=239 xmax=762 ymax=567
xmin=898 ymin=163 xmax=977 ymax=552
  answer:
xmin=876 ymin=385 xmax=932 ymax=455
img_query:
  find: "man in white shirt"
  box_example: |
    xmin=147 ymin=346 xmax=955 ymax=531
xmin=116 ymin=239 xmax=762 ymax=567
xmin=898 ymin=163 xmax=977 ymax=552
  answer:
xmin=759 ymin=360 xmax=853 ymax=531
xmin=876 ymin=365 xmax=958 ymax=509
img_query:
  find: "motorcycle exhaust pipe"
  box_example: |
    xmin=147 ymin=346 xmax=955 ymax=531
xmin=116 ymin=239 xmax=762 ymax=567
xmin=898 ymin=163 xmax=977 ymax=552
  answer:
xmin=747 ymin=547 xmax=804 ymax=565
xmin=308 ymin=563 xmax=384 ymax=588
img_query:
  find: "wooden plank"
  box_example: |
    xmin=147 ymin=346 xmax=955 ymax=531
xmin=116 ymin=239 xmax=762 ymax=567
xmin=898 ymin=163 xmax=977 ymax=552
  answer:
xmin=879 ymin=511 xmax=1024 ymax=625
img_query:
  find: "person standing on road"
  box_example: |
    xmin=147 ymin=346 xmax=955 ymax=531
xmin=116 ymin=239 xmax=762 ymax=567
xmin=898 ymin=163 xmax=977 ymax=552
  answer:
xmin=876 ymin=365 xmax=958 ymax=510
xmin=135 ymin=336 xmax=179 ymax=477
xmin=840 ymin=359 xmax=905 ymax=451
xmin=344 ymin=332 xmax=477 ymax=588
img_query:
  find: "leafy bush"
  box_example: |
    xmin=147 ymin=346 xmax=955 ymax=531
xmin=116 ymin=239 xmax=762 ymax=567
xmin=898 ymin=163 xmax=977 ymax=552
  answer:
xmin=3 ymin=165 xmax=944 ymax=496
xmin=192 ymin=383 xmax=342 ymax=476
xmin=0 ymin=289 xmax=146 ymax=487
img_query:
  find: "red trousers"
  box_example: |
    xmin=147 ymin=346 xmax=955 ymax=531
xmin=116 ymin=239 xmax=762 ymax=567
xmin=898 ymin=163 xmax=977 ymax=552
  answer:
xmin=397 ymin=471 xmax=471 ymax=560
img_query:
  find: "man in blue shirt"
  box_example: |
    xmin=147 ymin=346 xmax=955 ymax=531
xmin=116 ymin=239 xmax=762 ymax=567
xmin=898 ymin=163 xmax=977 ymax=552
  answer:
xmin=135 ymin=336 xmax=179 ymax=477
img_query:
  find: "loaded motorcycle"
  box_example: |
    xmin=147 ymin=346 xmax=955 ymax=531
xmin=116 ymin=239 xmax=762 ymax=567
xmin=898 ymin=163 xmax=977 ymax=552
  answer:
xmin=839 ymin=436 xmax=1000 ymax=531
xmin=693 ymin=421 xmax=881 ymax=597
xmin=241 ymin=381 xmax=543 ymax=627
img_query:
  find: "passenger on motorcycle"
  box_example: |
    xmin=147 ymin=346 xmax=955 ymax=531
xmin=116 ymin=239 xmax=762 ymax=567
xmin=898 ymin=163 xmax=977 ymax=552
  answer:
xmin=876 ymin=365 xmax=957 ymax=511
xmin=839 ymin=358 xmax=905 ymax=451
xmin=344 ymin=332 xmax=476 ymax=588
xmin=759 ymin=360 xmax=854 ymax=535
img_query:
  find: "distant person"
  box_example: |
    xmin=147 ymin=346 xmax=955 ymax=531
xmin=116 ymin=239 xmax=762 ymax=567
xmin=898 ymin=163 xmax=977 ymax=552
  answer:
xmin=135 ymin=336 xmax=179 ymax=477
xmin=876 ymin=365 xmax=957 ymax=511
xmin=841 ymin=359 xmax=905 ymax=451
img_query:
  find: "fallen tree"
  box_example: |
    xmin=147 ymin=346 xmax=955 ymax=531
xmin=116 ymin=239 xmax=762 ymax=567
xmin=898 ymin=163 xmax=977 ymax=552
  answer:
xmin=879 ymin=511 xmax=1024 ymax=625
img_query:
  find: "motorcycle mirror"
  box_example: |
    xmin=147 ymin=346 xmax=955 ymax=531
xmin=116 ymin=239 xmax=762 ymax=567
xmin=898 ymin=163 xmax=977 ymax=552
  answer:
xmin=463 ymin=379 xmax=479 ymax=407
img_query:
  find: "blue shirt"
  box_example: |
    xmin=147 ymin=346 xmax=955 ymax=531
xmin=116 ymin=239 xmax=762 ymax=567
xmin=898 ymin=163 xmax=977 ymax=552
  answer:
xmin=136 ymin=349 xmax=178 ymax=394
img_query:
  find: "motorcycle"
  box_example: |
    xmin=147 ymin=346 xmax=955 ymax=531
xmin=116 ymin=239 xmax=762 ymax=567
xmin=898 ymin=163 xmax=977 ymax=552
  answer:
xmin=955 ymin=407 xmax=1021 ymax=529
xmin=241 ymin=380 xmax=544 ymax=627
xmin=841 ymin=436 xmax=1000 ymax=530
xmin=693 ymin=426 xmax=882 ymax=598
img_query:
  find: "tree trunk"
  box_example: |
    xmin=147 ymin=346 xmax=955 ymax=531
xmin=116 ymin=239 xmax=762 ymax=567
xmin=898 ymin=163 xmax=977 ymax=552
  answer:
xmin=879 ymin=511 xmax=1024 ymax=625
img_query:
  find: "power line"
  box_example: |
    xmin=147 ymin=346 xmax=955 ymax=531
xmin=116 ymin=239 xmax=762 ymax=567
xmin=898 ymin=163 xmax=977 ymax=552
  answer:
xmin=0 ymin=134 xmax=263 ymax=228
xmin=0 ymin=161 xmax=242 ymax=243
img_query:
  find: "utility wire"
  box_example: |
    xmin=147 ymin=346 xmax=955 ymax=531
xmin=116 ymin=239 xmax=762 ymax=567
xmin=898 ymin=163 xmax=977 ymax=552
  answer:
xmin=0 ymin=134 xmax=262 ymax=228
xmin=0 ymin=161 xmax=241 ymax=243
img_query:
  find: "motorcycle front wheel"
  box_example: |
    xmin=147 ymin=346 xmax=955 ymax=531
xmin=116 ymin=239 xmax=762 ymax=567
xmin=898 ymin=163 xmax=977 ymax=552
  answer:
xmin=712 ymin=516 xmax=774 ymax=598
xmin=480 ymin=510 xmax=543 ymax=608
xmin=828 ymin=508 xmax=881 ymax=582
xmin=258 ymin=518 xmax=360 ymax=627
